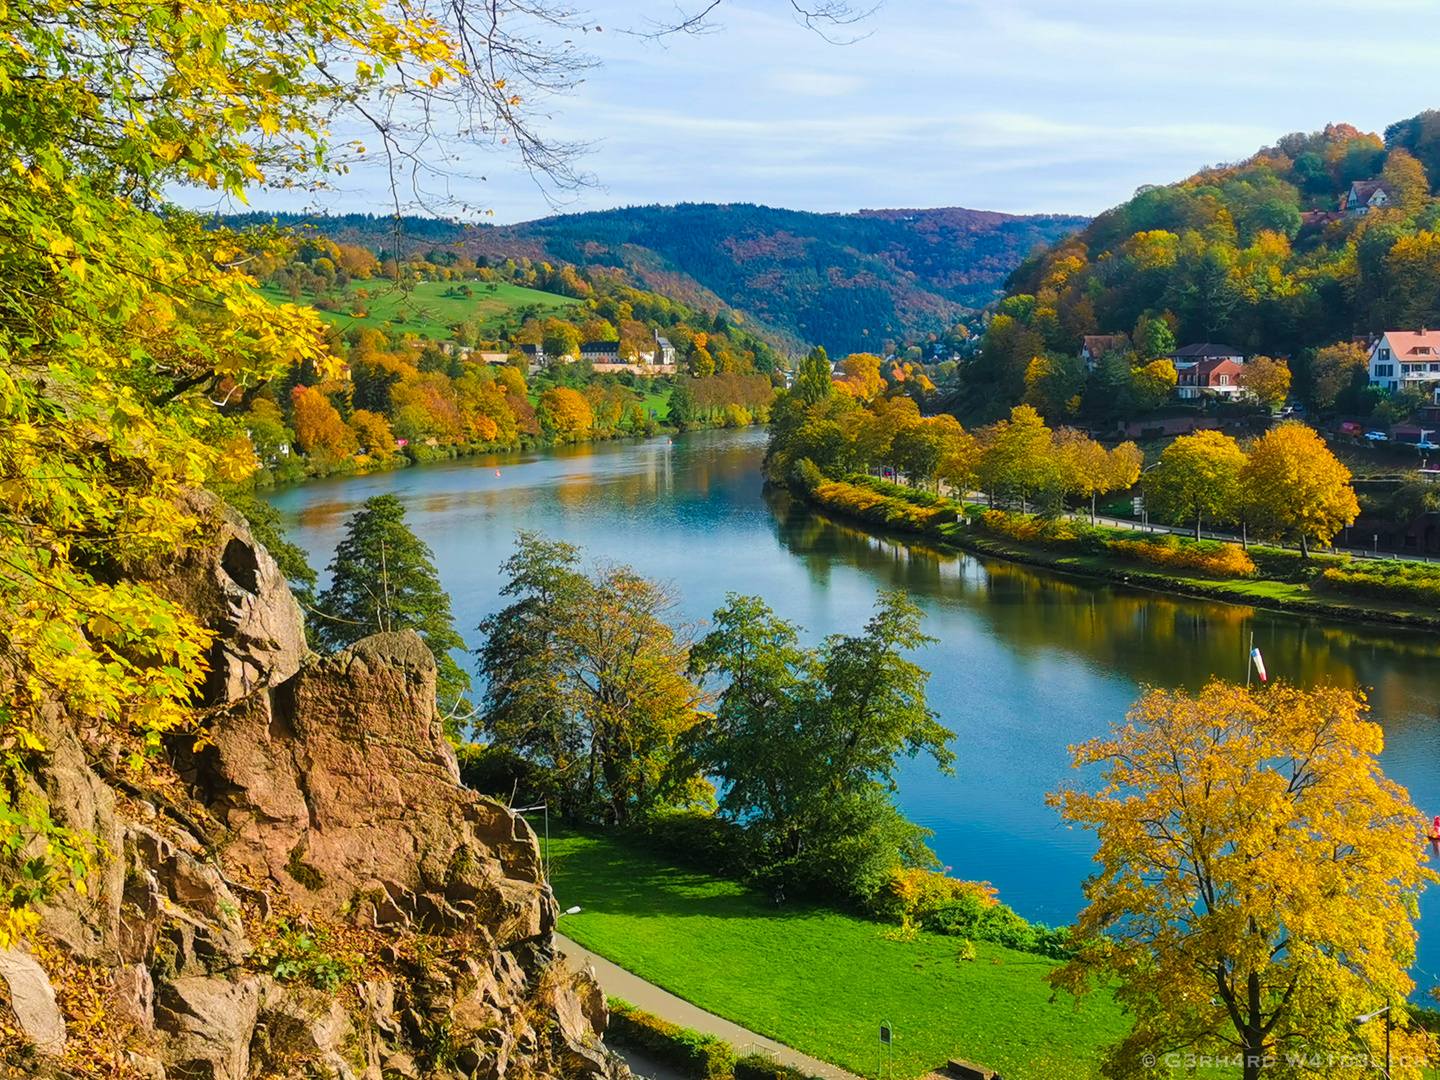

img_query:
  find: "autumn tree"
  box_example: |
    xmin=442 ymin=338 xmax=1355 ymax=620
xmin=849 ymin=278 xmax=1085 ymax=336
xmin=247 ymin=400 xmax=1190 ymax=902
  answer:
xmin=1130 ymin=358 xmax=1178 ymax=412
xmin=316 ymin=495 xmax=471 ymax=717
xmin=1241 ymin=421 xmax=1358 ymax=555
xmin=1053 ymin=429 xmax=1115 ymax=522
xmin=1242 ymin=355 xmax=1291 ymax=411
xmin=1310 ymin=341 xmax=1371 ymax=411
xmin=688 ymin=592 xmax=953 ymax=900
xmin=1050 ymin=680 xmax=1434 ymax=1080
xmin=835 ymin=353 xmax=886 ymax=400
xmin=539 ymin=386 xmax=594 ymax=435
xmin=476 ymin=534 xmax=706 ymax=822
xmin=975 ymin=405 xmax=1053 ymax=510
xmin=1145 ymin=430 xmax=1248 ymax=539
xmin=292 ymin=385 xmax=358 ymax=461
xmin=350 ymin=409 xmax=396 ymax=460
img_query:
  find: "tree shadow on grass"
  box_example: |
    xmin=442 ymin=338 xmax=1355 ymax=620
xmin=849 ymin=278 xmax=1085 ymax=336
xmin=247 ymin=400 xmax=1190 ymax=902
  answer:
xmin=547 ymin=833 xmax=853 ymax=928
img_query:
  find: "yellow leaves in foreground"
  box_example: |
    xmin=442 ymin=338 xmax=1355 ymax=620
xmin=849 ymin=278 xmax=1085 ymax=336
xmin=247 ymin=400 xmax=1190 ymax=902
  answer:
xmin=1051 ymin=679 xmax=1435 ymax=1077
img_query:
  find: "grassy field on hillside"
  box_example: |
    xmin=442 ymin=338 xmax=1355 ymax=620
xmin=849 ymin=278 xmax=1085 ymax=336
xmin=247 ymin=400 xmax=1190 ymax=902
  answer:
xmin=547 ymin=832 xmax=1126 ymax=1080
xmin=260 ymin=279 xmax=577 ymax=338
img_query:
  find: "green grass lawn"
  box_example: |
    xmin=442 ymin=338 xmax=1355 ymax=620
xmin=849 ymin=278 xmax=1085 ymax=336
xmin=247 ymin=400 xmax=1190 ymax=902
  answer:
xmin=547 ymin=832 xmax=1127 ymax=1080
xmin=260 ymin=279 xmax=577 ymax=338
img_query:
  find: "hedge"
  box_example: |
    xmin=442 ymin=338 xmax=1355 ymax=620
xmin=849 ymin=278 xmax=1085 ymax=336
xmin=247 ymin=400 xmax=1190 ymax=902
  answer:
xmin=1320 ymin=561 xmax=1440 ymax=607
xmin=808 ymin=479 xmax=958 ymax=534
xmin=606 ymin=999 xmax=736 ymax=1080
xmin=734 ymin=1055 xmax=813 ymax=1080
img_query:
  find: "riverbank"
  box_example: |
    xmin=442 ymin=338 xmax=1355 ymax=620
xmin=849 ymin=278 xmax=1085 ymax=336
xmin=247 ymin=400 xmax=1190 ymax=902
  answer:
xmin=789 ymin=474 xmax=1440 ymax=635
xmin=548 ymin=831 xmax=1124 ymax=1080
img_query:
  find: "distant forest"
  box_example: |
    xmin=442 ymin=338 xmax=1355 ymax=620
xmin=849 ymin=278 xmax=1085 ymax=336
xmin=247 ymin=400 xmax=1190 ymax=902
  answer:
xmin=223 ymin=203 xmax=1087 ymax=357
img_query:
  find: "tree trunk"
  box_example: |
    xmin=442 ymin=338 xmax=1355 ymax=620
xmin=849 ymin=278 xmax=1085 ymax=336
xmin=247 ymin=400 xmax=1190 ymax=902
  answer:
xmin=1300 ymin=531 xmax=1310 ymax=559
xmin=1241 ymin=518 xmax=1248 ymax=550
xmin=1196 ymin=514 xmax=1203 ymax=541
xmin=1091 ymin=491 xmax=1097 ymax=524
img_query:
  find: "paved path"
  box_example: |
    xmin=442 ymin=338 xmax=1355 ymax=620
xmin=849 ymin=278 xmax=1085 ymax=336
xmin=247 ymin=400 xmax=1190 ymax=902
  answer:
xmin=555 ymin=933 xmax=861 ymax=1080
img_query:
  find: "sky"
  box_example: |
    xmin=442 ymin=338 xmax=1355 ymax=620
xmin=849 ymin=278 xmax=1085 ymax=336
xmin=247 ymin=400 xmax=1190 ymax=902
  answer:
xmin=223 ymin=0 xmax=1440 ymax=225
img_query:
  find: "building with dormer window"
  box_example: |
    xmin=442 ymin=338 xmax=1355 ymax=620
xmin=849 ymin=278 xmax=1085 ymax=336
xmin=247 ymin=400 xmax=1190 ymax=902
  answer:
xmin=1368 ymin=330 xmax=1440 ymax=394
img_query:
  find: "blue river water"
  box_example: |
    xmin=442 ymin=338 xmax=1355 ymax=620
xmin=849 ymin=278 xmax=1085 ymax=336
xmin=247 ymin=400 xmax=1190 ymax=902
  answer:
xmin=264 ymin=427 xmax=1440 ymax=996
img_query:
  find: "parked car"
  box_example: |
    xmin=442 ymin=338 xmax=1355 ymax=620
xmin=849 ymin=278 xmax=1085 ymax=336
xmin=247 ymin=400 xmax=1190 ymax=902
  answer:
xmin=1339 ymin=421 xmax=1363 ymax=435
xmin=1365 ymin=431 xmax=1390 ymax=441
xmin=1419 ymin=441 xmax=1438 ymax=451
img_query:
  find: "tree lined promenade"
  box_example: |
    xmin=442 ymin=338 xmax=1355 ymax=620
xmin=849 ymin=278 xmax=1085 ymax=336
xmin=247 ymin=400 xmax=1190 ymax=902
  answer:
xmin=768 ymin=353 xmax=1362 ymax=559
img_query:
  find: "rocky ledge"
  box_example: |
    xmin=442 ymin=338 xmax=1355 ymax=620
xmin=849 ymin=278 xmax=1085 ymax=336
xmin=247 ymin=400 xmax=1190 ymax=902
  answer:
xmin=0 ymin=492 xmax=622 ymax=1080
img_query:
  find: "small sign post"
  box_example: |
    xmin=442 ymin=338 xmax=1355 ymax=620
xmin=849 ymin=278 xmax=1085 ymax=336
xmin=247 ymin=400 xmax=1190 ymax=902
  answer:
xmin=878 ymin=1021 xmax=893 ymax=1080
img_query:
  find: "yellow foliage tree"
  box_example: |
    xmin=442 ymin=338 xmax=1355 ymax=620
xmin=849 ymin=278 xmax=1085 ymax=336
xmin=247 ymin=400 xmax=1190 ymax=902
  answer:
xmin=1242 ymin=355 xmax=1291 ymax=410
xmin=975 ymin=405 xmax=1053 ymax=511
xmin=1050 ymin=680 xmax=1435 ymax=1080
xmin=350 ymin=409 xmax=395 ymax=461
xmin=1242 ymin=422 xmax=1358 ymax=555
xmin=540 ymin=387 xmax=594 ymax=435
xmin=293 ymin=386 xmax=358 ymax=459
xmin=1311 ymin=342 xmax=1370 ymax=411
xmin=836 ymin=353 xmax=886 ymax=400
xmin=1130 ymin=358 xmax=1178 ymax=411
xmin=1144 ymin=430 xmax=1248 ymax=539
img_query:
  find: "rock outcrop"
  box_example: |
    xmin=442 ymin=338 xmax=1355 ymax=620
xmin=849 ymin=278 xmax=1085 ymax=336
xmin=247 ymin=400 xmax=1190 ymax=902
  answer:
xmin=0 ymin=492 xmax=621 ymax=1080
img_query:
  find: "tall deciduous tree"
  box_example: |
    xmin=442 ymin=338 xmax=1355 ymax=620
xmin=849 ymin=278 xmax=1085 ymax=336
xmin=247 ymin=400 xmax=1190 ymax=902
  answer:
xmin=975 ymin=405 xmax=1053 ymax=510
xmin=1050 ymin=680 xmax=1434 ymax=1080
xmin=1145 ymin=430 xmax=1248 ymax=539
xmin=689 ymin=592 xmax=954 ymax=900
xmin=316 ymin=495 xmax=470 ymax=713
xmin=794 ymin=346 xmax=834 ymax=406
xmin=1310 ymin=341 xmax=1371 ymax=411
xmin=1242 ymin=355 xmax=1292 ymax=411
xmin=1241 ymin=422 xmax=1359 ymax=555
xmin=476 ymin=534 xmax=706 ymax=822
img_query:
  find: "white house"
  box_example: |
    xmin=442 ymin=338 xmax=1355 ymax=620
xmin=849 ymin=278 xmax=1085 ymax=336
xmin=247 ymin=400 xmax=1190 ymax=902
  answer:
xmin=1369 ymin=329 xmax=1440 ymax=394
xmin=1343 ymin=179 xmax=1395 ymax=215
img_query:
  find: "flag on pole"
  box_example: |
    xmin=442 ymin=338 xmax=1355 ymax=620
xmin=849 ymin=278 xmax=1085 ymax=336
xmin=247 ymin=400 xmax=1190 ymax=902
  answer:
xmin=1251 ymin=647 xmax=1268 ymax=683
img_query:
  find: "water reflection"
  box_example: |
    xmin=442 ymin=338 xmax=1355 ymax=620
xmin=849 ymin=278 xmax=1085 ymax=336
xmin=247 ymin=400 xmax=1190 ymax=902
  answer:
xmin=265 ymin=428 xmax=1440 ymax=995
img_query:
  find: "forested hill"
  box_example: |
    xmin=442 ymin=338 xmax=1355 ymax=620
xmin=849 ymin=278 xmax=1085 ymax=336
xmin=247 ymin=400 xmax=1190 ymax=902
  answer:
xmin=236 ymin=203 xmax=1087 ymax=356
xmin=969 ymin=110 xmax=1440 ymax=414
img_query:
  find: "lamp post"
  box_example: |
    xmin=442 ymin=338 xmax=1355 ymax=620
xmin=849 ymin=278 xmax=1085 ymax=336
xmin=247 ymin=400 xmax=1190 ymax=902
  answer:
xmin=1354 ymin=1005 xmax=1391 ymax=1079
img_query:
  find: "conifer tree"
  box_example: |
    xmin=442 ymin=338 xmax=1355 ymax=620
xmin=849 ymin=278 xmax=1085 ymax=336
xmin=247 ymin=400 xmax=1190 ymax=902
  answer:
xmin=317 ymin=495 xmax=470 ymax=710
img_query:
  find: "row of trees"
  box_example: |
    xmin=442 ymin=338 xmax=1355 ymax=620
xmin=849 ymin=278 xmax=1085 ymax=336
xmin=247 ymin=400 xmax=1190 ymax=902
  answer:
xmin=1147 ymin=423 xmax=1359 ymax=553
xmin=768 ymin=355 xmax=1145 ymax=519
xmin=471 ymin=533 xmax=953 ymax=900
xmin=303 ymin=511 xmax=950 ymax=902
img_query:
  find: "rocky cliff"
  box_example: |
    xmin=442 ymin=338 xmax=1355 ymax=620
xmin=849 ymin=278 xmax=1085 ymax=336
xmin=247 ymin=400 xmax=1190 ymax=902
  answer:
xmin=0 ymin=493 xmax=620 ymax=1080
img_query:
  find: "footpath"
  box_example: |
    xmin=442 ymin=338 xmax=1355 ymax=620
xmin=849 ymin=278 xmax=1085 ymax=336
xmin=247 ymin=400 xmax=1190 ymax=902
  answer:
xmin=555 ymin=933 xmax=861 ymax=1080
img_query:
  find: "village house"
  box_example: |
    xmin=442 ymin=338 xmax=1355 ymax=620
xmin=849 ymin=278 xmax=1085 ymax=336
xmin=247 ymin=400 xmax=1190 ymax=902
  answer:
xmin=1368 ymin=329 xmax=1440 ymax=395
xmin=1176 ymin=356 xmax=1245 ymax=400
xmin=579 ymin=340 xmax=622 ymax=364
xmin=1167 ymin=343 xmax=1244 ymax=370
xmin=1342 ymin=179 xmax=1395 ymax=215
xmin=1081 ymin=334 xmax=1123 ymax=371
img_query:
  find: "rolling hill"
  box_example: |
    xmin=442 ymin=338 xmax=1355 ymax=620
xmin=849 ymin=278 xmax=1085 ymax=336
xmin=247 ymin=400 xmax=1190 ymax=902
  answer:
xmin=233 ymin=203 xmax=1087 ymax=356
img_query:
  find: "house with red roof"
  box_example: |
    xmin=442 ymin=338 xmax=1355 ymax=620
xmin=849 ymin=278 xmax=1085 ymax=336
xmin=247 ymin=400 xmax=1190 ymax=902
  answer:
xmin=1368 ymin=330 xmax=1440 ymax=395
xmin=1176 ymin=357 xmax=1245 ymax=400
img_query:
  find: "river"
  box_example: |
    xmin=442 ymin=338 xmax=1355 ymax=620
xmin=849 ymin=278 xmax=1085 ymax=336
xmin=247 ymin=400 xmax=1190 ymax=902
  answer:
xmin=264 ymin=427 xmax=1440 ymax=995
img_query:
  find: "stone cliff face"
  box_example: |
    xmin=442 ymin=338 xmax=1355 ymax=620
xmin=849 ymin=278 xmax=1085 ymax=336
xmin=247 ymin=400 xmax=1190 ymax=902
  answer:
xmin=1 ymin=493 xmax=619 ymax=1080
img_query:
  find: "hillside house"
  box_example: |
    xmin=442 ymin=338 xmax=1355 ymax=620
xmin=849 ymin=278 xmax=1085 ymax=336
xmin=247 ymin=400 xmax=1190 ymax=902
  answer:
xmin=1368 ymin=330 xmax=1440 ymax=395
xmin=579 ymin=341 xmax=621 ymax=364
xmin=1342 ymin=179 xmax=1395 ymax=215
xmin=1167 ymin=343 xmax=1244 ymax=370
xmin=654 ymin=335 xmax=677 ymax=366
xmin=1176 ymin=357 xmax=1245 ymax=400
xmin=1081 ymin=335 xmax=1123 ymax=371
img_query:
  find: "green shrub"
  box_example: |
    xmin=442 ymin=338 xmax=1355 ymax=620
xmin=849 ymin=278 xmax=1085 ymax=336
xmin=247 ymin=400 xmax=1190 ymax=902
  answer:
xmin=1246 ymin=546 xmax=1348 ymax=583
xmin=607 ymin=999 xmax=736 ymax=1080
xmin=919 ymin=896 xmax=1074 ymax=960
xmin=1319 ymin=560 xmax=1440 ymax=607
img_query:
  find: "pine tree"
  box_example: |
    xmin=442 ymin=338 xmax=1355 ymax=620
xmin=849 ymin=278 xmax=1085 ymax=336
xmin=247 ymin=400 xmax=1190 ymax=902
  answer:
xmin=316 ymin=495 xmax=471 ymax=710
